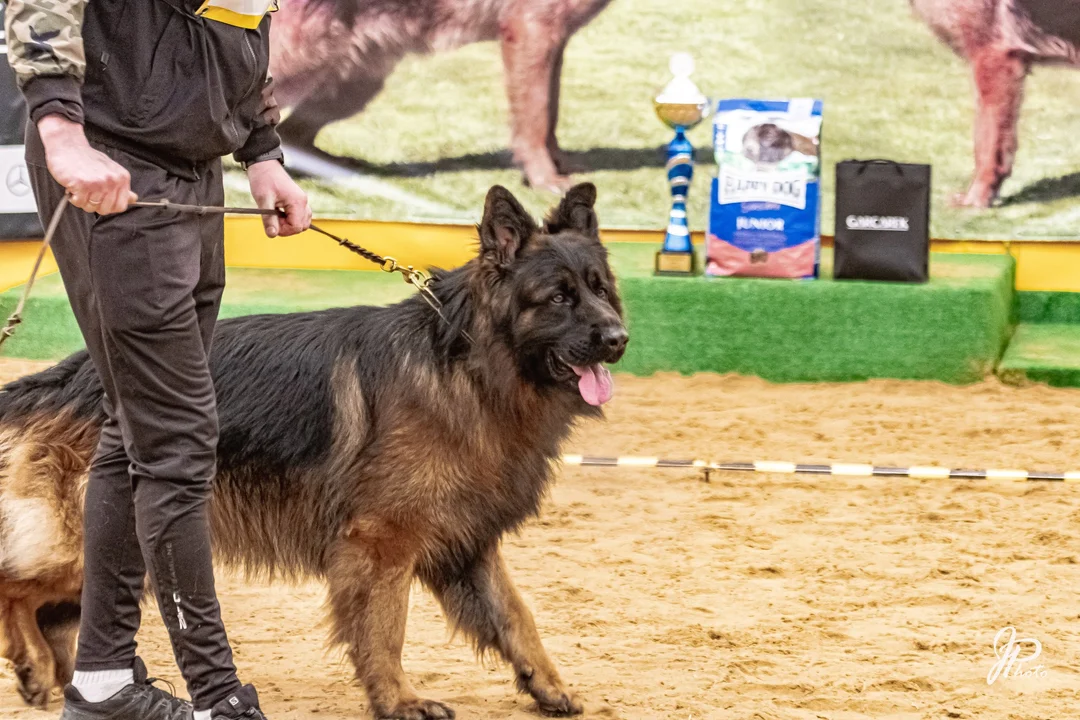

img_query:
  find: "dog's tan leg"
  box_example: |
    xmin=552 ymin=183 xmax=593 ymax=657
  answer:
xmin=422 ymin=545 xmax=582 ymax=716
xmin=38 ymin=601 xmax=80 ymax=689
xmin=0 ymin=598 xmax=19 ymax=675
xmin=955 ymin=47 xmax=1029 ymax=208
xmin=500 ymin=12 xmax=572 ymax=192
xmin=8 ymin=600 xmax=57 ymax=708
xmin=327 ymin=529 xmax=453 ymax=720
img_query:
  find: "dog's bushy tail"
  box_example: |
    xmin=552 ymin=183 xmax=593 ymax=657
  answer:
xmin=0 ymin=351 xmax=105 ymax=424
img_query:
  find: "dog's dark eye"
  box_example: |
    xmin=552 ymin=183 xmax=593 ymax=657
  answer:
xmin=596 ymin=287 xmax=607 ymax=299
xmin=552 ymin=293 xmax=567 ymax=304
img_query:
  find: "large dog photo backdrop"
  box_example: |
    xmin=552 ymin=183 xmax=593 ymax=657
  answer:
xmin=240 ymin=0 xmax=1079 ymax=241
xmin=2 ymin=0 xmax=1076 ymax=240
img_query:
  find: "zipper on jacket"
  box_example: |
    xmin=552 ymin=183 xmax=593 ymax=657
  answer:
xmin=242 ymin=32 xmax=261 ymax=98
xmin=228 ymin=30 xmax=262 ymax=149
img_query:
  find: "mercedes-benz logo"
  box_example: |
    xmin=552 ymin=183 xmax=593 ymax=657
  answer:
xmin=6 ymin=164 xmax=30 ymax=197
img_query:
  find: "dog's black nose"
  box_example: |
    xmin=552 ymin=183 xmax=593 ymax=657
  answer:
xmin=601 ymin=326 xmax=628 ymax=356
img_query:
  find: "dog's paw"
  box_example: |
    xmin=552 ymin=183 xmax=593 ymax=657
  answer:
xmin=535 ymin=690 xmax=583 ymax=717
xmin=521 ymin=167 xmax=574 ymax=194
xmin=521 ymin=672 xmax=583 ymax=717
xmin=15 ymin=663 xmax=51 ymax=708
xmin=376 ymin=698 xmax=456 ymax=720
xmin=520 ymin=174 xmax=574 ymax=195
xmin=950 ymin=188 xmax=994 ymax=209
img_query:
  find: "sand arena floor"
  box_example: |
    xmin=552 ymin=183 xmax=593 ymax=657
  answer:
xmin=1 ymin=358 xmax=1078 ymax=719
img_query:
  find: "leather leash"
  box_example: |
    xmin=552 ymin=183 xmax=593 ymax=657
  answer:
xmin=0 ymin=197 xmax=469 ymax=352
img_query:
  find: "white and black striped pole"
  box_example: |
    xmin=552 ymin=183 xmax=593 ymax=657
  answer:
xmin=560 ymin=455 xmax=1080 ymax=483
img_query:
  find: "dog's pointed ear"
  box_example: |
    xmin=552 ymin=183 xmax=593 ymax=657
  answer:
xmin=543 ymin=182 xmax=599 ymax=239
xmin=479 ymin=185 xmax=538 ymax=268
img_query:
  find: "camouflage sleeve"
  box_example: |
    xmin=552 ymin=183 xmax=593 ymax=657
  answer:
xmin=3 ymin=0 xmax=86 ymax=124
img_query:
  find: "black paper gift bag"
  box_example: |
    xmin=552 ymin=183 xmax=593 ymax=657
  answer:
xmin=834 ymin=159 xmax=931 ymax=283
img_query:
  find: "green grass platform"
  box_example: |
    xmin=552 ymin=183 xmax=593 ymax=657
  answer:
xmin=1 ymin=244 xmax=1015 ymax=385
xmin=609 ymin=245 xmax=1014 ymax=384
xmin=997 ymin=324 xmax=1080 ymax=388
xmin=1016 ymin=291 xmax=1080 ymax=325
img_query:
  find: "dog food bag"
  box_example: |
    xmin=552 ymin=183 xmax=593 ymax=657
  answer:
xmin=706 ymin=98 xmax=823 ymax=279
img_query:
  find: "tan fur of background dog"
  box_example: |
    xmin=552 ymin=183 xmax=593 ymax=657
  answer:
xmin=270 ymin=0 xmax=614 ymax=192
xmin=911 ymin=0 xmax=1080 ymax=207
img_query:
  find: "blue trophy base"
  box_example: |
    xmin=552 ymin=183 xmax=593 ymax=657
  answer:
xmin=655 ymin=249 xmax=697 ymax=276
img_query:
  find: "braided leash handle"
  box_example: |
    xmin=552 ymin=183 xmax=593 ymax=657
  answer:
xmin=1 ymin=199 xmax=470 ymax=353
xmin=0 ymin=198 xmax=68 ymax=353
xmin=309 ymin=223 xmax=387 ymax=267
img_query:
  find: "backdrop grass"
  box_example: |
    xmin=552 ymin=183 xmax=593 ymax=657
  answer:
xmin=225 ymin=0 xmax=1080 ymax=239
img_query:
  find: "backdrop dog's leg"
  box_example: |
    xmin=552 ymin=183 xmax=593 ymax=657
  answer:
xmin=955 ymin=48 xmax=1029 ymax=208
xmin=276 ymin=71 xmax=393 ymax=150
xmin=545 ymin=40 xmax=587 ymax=176
xmin=327 ymin=533 xmax=454 ymax=720
xmin=500 ymin=11 xmax=573 ymax=192
xmin=421 ymin=545 xmax=582 ymax=716
xmin=7 ymin=599 xmax=57 ymax=707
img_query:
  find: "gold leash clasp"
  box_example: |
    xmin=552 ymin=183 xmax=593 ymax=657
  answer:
xmin=380 ymin=256 xmax=431 ymax=292
xmin=400 ymin=266 xmax=431 ymax=291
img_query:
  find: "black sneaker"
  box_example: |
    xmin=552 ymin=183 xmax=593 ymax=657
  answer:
xmin=60 ymin=657 xmax=192 ymax=720
xmin=209 ymin=685 xmax=266 ymax=719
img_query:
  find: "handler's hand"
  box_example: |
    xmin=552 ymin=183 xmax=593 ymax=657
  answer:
xmin=38 ymin=115 xmax=136 ymax=215
xmin=247 ymin=160 xmax=311 ymax=238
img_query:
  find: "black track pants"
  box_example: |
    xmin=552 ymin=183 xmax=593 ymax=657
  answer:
xmin=25 ymin=126 xmax=242 ymax=711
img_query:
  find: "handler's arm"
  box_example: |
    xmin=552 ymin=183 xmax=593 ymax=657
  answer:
xmin=234 ymin=74 xmax=284 ymax=169
xmin=5 ymin=0 xmax=86 ymax=125
xmin=237 ymin=30 xmax=309 ymax=238
xmin=5 ymin=0 xmax=133 ymax=214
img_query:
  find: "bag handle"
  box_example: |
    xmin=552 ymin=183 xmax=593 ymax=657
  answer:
xmin=851 ymin=159 xmax=905 ymax=176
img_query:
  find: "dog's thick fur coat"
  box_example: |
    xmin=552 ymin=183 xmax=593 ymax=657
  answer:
xmin=911 ymin=0 xmax=1080 ymax=207
xmin=269 ymin=0 xmax=615 ymax=191
xmin=0 ymin=184 xmax=626 ymax=719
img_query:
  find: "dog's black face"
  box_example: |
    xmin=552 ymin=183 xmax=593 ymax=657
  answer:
xmin=477 ymin=184 xmax=627 ymax=407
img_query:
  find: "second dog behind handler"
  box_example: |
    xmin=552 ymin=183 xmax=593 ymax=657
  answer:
xmin=4 ymin=0 xmax=312 ymax=719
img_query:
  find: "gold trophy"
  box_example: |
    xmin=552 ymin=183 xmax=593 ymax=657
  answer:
xmin=653 ymin=53 xmax=710 ymax=275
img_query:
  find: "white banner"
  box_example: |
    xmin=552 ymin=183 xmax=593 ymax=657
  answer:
xmin=718 ymin=167 xmax=808 ymax=210
xmin=0 ymin=145 xmax=37 ymax=214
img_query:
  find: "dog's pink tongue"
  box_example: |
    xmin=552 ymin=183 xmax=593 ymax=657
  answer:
xmin=571 ymin=364 xmax=613 ymax=406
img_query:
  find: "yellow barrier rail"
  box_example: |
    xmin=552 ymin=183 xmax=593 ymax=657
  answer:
xmin=3 ymin=219 xmax=1079 ymax=293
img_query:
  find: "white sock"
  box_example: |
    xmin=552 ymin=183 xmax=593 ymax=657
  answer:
xmin=71 ymin=668 xmax=135 ymax=703
xmin=194 ymin=710 xmax=212 ymax=720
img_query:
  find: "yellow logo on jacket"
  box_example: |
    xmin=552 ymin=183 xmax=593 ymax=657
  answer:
xmin=196 ymin=0 xmax=278 ymax=29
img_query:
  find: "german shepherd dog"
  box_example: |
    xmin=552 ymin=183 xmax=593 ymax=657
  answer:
xmin=911 ymin=0 xmax=1080 ymax=207
xmin=269 ymin=0 xmax=615 ymax=192
xmin=0 ymin=183 xmax=626 ymax=718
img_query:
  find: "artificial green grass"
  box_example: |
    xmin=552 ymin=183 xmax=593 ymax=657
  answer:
xmin=998 ymin=324 xmax=1080 ymax=387
xmin=610 ymin=245 xmax=1015 ymax=383
xmin=0 ymin=276 xmax=85 ymax=360
xmin=231 ymin=0 xmax=1080 ymax=240
xmin=0 ymin=269 xmax=416 ymax=361
xmin=1015 ymin=291 xmax=1080 ymax=324
xmin=1 ymin=246 xmax=1015 ymax=385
